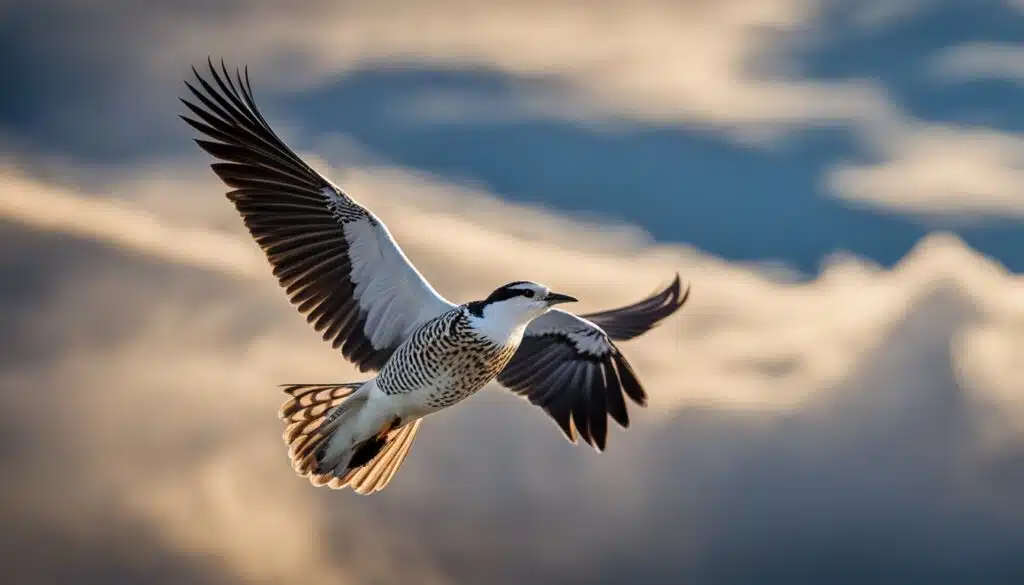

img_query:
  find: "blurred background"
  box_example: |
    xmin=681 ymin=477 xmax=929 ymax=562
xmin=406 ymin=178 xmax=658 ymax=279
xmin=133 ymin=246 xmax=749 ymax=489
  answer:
xmin=2 ymin=0 xmax=1024 ymax=583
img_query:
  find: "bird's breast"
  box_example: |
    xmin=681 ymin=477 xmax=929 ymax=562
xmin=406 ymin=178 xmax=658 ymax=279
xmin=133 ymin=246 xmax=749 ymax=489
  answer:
xmin=375 ymin=313 xmax=522 ymax=411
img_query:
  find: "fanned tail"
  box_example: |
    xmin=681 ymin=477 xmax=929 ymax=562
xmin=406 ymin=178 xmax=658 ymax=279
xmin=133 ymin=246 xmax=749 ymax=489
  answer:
xmin=336 ymin=419 xmax=423 ymax=494
xmin=278 ymin=383 xmax=422 ymax=495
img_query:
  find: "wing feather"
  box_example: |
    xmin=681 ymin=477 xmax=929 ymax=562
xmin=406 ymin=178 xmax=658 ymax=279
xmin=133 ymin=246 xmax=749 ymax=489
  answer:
xmin=496 ymin=276 xmax=690 ymax=450
xmin=181 ymin=59 xmax=455 ymax=372
xmin=580 ymin=275 xmax=690 ymax=341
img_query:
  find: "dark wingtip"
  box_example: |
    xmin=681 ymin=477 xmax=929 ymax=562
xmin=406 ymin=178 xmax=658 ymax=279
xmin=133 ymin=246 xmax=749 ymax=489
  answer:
xmin=580 ymin=272 xmax=692 ymax=341
xmin=555 ymin=415 xmax=577 ymax=445
xmin=672 ymin=273 xmax=692 ymax=309
xmin=654 ymin=272 xmax=691 ymax=319
xmin=666 ymin=273 xmax=684 ymax=305
xmin=678 ymin=279 xmax=692 ymax=308
xmin=591 ymin=426 xmax=607 ymax=452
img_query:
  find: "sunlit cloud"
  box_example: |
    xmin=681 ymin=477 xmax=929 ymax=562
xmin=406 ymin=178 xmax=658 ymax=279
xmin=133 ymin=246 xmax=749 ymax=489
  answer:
xmin=2 ymin=158 xmax=1023 ymax=583
xmin=29 ymin=0 xmax=899 ymax=142
xmin=16 ymin=0 xmax=1023 ymax=228
xmin=0 ymin=163 xmax=266 ymax=279
xmin=930 ymin=42 xmax=1024 ymax=84
xmin=827 ymin=123 xmax=1024 ymax=220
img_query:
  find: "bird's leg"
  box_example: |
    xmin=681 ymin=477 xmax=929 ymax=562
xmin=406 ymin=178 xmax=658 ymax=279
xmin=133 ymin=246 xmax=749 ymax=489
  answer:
xmin=349 ymin=417 xmax=404 ymax=469
xmin=378 ymin=416 xmax=402 ymax=438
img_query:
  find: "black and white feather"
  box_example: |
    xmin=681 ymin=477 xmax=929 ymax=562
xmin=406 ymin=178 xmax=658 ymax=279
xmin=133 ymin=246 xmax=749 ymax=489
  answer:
xmin=180 ymin=59 xmax=455 ymax=373
xmin=498 ymin=277 xmax=689 ymax=451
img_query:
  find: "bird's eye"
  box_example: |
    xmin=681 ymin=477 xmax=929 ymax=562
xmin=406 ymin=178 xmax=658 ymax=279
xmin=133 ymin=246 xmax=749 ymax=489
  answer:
xmin=522 ymin=290 xmax=535 ymax=298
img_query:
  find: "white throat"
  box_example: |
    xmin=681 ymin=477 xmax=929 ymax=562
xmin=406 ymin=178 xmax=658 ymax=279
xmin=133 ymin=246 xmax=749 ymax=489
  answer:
xmin=468 ymin=302 xmax=541 ymax=345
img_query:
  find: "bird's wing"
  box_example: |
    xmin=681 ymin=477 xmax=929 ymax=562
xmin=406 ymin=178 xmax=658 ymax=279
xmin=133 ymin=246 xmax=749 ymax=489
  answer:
xmin=181 ymin=60 xmax=456 ymax=372
xmin=496 ymin=276 xmax=689 ymax=450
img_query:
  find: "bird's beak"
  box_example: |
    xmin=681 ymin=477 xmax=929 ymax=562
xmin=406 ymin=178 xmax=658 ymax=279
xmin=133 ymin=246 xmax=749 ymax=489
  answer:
xmin=544 ymin=291 xmax=578 ymax=305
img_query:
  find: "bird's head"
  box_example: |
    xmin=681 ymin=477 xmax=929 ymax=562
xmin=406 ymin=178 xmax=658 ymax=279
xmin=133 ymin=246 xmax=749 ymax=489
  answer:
xmin=470 ymin=281 xmax=578 ymax=326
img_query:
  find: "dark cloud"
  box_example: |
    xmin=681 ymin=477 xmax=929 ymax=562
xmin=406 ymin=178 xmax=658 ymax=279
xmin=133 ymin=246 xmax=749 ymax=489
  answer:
xmin=0 ymin=502 xmax=227 ymax=585
xmin=2 ymin=211 xmax=1024 ymax=585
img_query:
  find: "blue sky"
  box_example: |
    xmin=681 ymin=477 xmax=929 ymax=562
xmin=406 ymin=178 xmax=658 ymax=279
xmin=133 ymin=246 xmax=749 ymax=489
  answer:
xmin=2 ymin=0 xmax=1023 ymax=274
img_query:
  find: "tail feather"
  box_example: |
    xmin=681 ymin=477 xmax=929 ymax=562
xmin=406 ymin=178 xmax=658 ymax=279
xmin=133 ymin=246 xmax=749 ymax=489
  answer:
xmin=339 ymin=419 xmax=422 ymax=494
xmin=277 ymin=382 xmax=422 ymax=494
xmin=280 ymin=383 xmax=360 ymax=427
xmin=279 ymin=383 xmax=365 ymax=475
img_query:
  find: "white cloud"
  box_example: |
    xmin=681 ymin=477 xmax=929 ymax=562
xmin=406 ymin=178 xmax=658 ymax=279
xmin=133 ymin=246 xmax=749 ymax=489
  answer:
xmin=827 ymin=123 xmax=1024 ymax=220
xmin=929 ymin=42 xmax=1024 ymax=84
xmin=824 ymin=39 xmax=1024 ymax=221
xmin=24 ymin=0 xmax=1024 ymax=225
xmin=845 ymin=0 xmax=932 ymax=30
xmin=134 ymin=1 xmax=1024 ymax=224
xmin=27 ymin=0 xmax=900 ymax=145
xmin=0 ymin=162 xmax=266 ymax=279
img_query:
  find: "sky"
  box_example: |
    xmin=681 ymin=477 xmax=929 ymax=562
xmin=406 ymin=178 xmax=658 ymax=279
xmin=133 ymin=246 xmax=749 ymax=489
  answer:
xmin=1 ymin=1 xmax=1024 ymax=584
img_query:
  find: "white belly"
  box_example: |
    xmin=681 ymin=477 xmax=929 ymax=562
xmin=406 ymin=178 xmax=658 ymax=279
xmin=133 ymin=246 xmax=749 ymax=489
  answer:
xmin=371 ymin=308 xmax=522 ymax=421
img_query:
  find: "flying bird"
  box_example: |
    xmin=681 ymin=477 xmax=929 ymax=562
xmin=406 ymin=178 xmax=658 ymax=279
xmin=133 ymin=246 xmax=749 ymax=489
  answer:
xmin=180 ymin=59 xmax=690 ymax=495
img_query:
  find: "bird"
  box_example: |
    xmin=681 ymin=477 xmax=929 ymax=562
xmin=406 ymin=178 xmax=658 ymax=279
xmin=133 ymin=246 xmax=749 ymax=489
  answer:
xmin=180 ymin=59 xmax=691 ymax=495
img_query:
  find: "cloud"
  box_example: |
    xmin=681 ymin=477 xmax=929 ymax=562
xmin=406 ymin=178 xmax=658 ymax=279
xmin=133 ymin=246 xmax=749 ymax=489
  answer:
xmin=13 ymin=0 xmax=900 ymax=148
xmin=1 ymin=157 xmax=1024 ymax=583
xmin=842 ymin=0 xmax=932 ymax=30
xmin=382 ymin=87 xmax=638 ymax=132
xmin=0 ymin=162 xmax=266 ymax=279
xmin=15 ymin=0 xmax=1024 ymax=229
xmin=826 ymin=123 xmax=1024 ymax=221
xmin=930 ymin=42 xmax=1024 ymax=85
xmin=822 ymin=38 xmax=1024 ymax=222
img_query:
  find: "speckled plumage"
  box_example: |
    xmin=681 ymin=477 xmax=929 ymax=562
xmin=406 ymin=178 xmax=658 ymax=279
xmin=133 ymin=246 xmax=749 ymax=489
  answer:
xmin=376 ymin=307 xmax=521 ymax=410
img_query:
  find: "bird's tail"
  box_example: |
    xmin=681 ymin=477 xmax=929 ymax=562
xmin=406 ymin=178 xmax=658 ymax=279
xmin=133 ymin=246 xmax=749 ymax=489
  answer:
xmin=278 ymin=383 xmax=422 ymax=494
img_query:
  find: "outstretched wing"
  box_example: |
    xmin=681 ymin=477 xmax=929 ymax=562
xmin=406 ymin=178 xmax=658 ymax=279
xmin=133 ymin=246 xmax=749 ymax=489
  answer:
xmin=181 ymin=59 xmax=456 ymax=372
xmin=496 ymin=276 xmax=689 ymax=450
